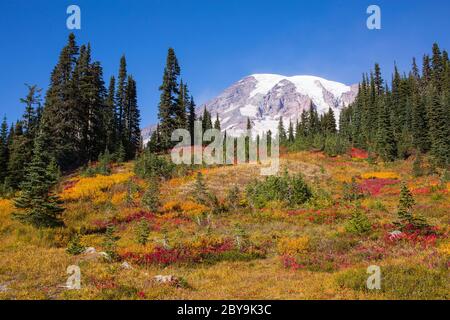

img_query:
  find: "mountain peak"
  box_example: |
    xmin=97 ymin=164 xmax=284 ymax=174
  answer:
xmin=199 ymin=73 xmax=358 ymax=137
xmin=142 ymin=74 xmax=358 ymax=143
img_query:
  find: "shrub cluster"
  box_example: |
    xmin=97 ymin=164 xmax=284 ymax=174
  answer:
xmin=134 ymin=150 xmax=176 ymax=180
xmin=246 ymin=171 xmax=312 ymax=209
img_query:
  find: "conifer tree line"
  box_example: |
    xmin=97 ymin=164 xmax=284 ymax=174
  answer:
xmin=148 ymin=48 xmax=221 ymax=152
xmin=0 ymin=33 xmax=142 ymax=192
xmin=339 ymin=43 xmax=449 ymax=166
xmin=278 ymin=43 xmax=449 ymax=165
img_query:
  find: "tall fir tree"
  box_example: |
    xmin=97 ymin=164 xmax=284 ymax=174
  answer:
xmin=7 ymin=121 xmax=29 ymax=189
xmin=116 ymin=55 xmax=128 ymax=147
xmin=431 ymin=43 xmax=444 ymax=91
xmin=278 ymin=117 xmax=287 ymax=143
xmin=188 ymin=96 xmax=196 ymax=146
xmin=13 ymin=133 xmax=64 ymax=228
xmin=214 ymin=114 xmax=221 ymax=130
xmin=175 ymin=80 xmax=188 ymax=129
xmin=105 ymin=76 xmax=117 ymax=152
xmin=40 ymin=33 xmax=81 ymax=170
xmin=201 ymin=107 xmax=213 ymax=132
xmin=426 ymin=85 xmax=449 ymax=166
xmin=0 ymin=117 xmax=9 ymax=183
xmin=20 ymin=84 xmax=41 ymax=138
xmin=288 ymin=120 xmax=294 ymax=142
xmin=324 ymin=107 xmax=337 ymax=134
xmin=374 ymin=63 xmax=384 ymax=96
xmin=157 ymin=48 xmax=181 ymax=149
xmin=376 ymin=97 xmax=397 ymax=161
xmin=246 ymin=117 xmax=252 ymax=130
xmin=123 ymin=75 xmax=141 ymax=159
xmin=422 ymin=54 xmax=432 ymax=87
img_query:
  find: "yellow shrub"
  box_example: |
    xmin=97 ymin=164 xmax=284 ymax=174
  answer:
xmin=0 ymin=199 xmax=14 ymax=231
xmin=437 ymin=242 xmax=450 ymax=257
xmin=162 ymin=200 xmax=208 ymax=218
xmin=93 ymin=192 xmax=109 ymax=205
xmin=111 ymin=192 xmax=127 ymax=206
xmin=61 ymin=173 xmax=133 ymax=201
xmin=361 ymin=171 xmax=399 ymax=180
xmin=277 ymin=236 xmax=310 ymax=255
xmin=188 ymin=235 xmax=225 ymax=254
xmin=180 ymin=201 xmax=209 ymax=218
xmin=162 ymin=200 xmax=182 ymax=213
xmin=0 ymin=199 xmax=14 ymax=215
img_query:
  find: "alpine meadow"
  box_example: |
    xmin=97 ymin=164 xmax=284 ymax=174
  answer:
xmin=0 ymin=1 xmax=448 ymax=302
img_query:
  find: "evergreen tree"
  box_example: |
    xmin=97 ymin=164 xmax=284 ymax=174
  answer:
xmin=201 ymin=108 xmax=213 ymax=132
xmin=426 ymin=85 xmax=449 ymax=166
xmin=339 ymin=105 xmax=352 ymax=141
xmin=411 ymin=87 xmax=429 ymax=153
xmin=297 ymin=109 xmax=309 ymax=138
xmin=0 ymin=117 xmax=9 ymax=183
xmin=412 ymin=58 xmax=421 ymax=83
xmin=214 ymin=114 xmax=221 ymax=130
xmin=376 ymin=97 xmax=397 ymax=161
xmin=158 ymin=48 xmax=181 ymax=149
xmin=84 ymin=58 xmax=108 ymax=162
xmin=324 ymin=107 xmax=337 ymax=134
xmin=246 ymin=117 xmax=252 ymax=130
xmin=105 ymin=76 xmax=117 ymax=152
xmin=188 ymin=96 xmax=196 ymax=146
xmin=175 ymin=80 xmax=188 ymax=129
xmin=20 ymin=84 xmax=41 ymax=138
xmin=395 ymin=183 xmax=429 ymax=230
xmin=288 ymin=120 xmax=294 ymax=142
xmin=277 ymin=117 xmax=287 ymax=143
xmin=374 ymin=63 xmax=384 ymax=95
xmin=136 ymin=219 xmax=150 ymax=245
xmin=308 ymin=104 xmax=320 ymax=135
xmin=7 ymin=121 xmax=29 ymax=188
xmin=116 ymin=55 xmax=128 ymax=146
xmin=13 ymin=133 xmax=64 ymax=228
xmin=148 ymin=125 xmax=161 ymax=153
xmin=141 ymin=178 xmax=160 ymax=212
xmin=422 ymin=54 xmax=432 ymax=87
xmin=193 ymin=172 xmax=210 ymax=206
xmin=123 ymin=75 xmax=141 ymax=159
xmin=431 ymin=43 xmax=444 ymax=91
xmin=40 ymin=33 xmax=81 ymax=170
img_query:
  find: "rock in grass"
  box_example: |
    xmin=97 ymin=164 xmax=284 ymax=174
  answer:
xmin=154 ymin=275 xmax=180 ymax=286
xmin=389 ymin=230 xmax=403 ymax=240
xmin=84 ymin=247 xmax=97 ymax=254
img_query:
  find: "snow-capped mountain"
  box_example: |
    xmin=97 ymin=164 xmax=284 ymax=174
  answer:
xmin=199 ymin=74 xmax=358 ymax=137
xmin=142 ymin=74 xmax=358 ymax=143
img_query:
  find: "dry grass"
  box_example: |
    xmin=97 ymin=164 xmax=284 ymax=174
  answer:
xmin=0 ymin=151 xmax=448 ymax=300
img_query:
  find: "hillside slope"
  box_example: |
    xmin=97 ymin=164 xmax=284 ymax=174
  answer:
xmin=0 ymin=152 xmax=448 ymax=299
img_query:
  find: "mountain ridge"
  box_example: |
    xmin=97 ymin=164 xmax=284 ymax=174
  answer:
xmin=143 ymin=74 xmax=358 ymax=142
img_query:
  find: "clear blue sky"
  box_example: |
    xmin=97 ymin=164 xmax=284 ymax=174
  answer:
xmin=0 ymin=0 xmax=449 ymax=127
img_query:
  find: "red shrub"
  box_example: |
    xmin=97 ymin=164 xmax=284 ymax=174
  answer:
xmin=350 ymin=148 xmax=368 ymax=159
xmin=123 ymin=211 xmax=156 ymax=223
xmin=383 ymin=226 xmax=441 ymax=248
xmin=282 ymin=255 xmax=304 ymax=270
xmin=122 ymin=247 xmax=190 ymax=266
xmin=359 ymin=178 xmax=399 ymax=196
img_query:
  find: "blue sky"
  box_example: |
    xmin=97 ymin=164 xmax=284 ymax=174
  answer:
xmin=0 ymin=0 xmax=449 ymax=127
